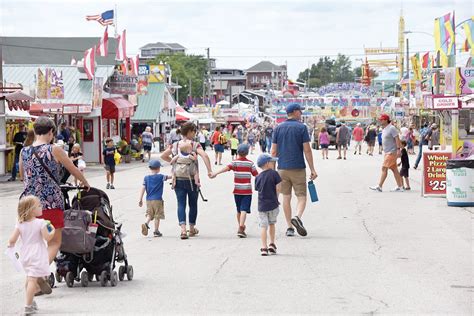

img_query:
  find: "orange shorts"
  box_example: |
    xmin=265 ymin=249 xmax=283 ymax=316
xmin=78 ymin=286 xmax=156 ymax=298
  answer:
xmin=382 ymin=153 xmax=397 ymax=169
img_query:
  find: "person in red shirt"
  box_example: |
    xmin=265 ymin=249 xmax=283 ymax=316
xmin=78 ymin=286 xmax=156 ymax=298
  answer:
xmin=352 ymin=123 xmax=364 ymax=155
xmin=210 ymin=144 xmax=258 ymax=238
xmin=211 ymin=126 xmax=224 ymax=165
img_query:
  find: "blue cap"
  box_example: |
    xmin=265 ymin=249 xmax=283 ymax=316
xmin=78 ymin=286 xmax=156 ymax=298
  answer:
xmin=237 ymin=143 xmax=250 ymax=155
xmin=286 ymin=103 xmax=302 ymax=114
xmin=257 ymin=153 xmax=278 ymax=168
xmin=149 ymin=159 xmax=162 ymax=169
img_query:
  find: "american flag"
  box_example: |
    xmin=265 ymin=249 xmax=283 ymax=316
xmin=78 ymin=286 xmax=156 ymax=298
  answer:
xmin=86 ymin=10 xmax=114 ymax=26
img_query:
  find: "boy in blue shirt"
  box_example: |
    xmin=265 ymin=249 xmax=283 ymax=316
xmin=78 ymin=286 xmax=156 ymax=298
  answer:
xmin=139 ymin=160 xmax=170 ymax=237
xmin=255 ymin=153 xmax=281 ymax=256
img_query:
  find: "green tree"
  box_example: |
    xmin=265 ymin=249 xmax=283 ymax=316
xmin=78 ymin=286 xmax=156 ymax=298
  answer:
xmin=298 ymin=54 xmax=362 ymax=88
xmin=149 ymin=53 xmax=208 ymax=105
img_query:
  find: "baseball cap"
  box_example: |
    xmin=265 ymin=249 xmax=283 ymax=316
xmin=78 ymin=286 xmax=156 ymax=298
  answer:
xmin=378 ymin=114 xmax=390 ymax=121
xmin=237 ymin=143 xmax=250 ymax=155
xmin=257 ymin=153 xmax=278 ymax=168
xmin=149 ymin=159 xmax=162 ymax=169
xmin=286 ymin=103 xmax=302 ymax=114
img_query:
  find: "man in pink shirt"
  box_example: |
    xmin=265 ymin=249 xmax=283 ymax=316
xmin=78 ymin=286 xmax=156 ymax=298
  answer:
xmin=352 ymin=123 xmax=364 ymax=155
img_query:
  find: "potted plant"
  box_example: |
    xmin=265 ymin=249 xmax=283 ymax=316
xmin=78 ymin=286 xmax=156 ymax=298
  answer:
xmin=122 ymin=145 xmax=132 ymax=163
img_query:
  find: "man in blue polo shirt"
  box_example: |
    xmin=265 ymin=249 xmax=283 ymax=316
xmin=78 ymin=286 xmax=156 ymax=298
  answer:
xmin=271 ymin=103 xmax=318 ymax=237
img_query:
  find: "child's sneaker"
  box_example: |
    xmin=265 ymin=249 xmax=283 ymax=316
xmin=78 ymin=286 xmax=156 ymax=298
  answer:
xmin=286 ymin=227 xmax=295 ymax=237
xmin=141 ymin=223 xmax=150 ymax=236
xmin=24 ymin=305 xmax=36 ymax=315
xmin=153 ymin=230 xmax=162 ymax=237
xmin=237 ymin=226 xmax=247 ymax=238
xmin=268 ymin=243 xmax=277 ymax=255
xmin=260 ymin=248 xmax=269 ymax=256
xmin=110 ymin=184 xmax=115 ymax=189
xmin=106 ymin=183 xmax=110 ymax=189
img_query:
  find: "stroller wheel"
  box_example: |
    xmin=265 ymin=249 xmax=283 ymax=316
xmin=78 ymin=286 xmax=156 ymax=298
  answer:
xmin=55 ymin=272 xmax=63 ymax=283
xmin=65 ymin=272 xmax=74 ymax=288
xmin=126 ymin=265 xmax=134 ymax=281
xmin=49 ymin=272 xmax=55 ymax=288
xmin=118 ymin=266 xmax=125 ymax=281
xmin=99 ymin=271 xmax=108 ymax=287
xmin=110 ymin=271 xmax=118 ymax=287
xmin=80 ymin=271 xmax=89 ymax=287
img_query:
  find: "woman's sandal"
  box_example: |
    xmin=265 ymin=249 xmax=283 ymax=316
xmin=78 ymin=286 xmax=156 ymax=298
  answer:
xmin=188 ymin=228 xmax=199 ymax=237
xmin=268 ymin=243 xmax=277 ymax=255
xmin=180 ymin=231 xmax=188 ymax=240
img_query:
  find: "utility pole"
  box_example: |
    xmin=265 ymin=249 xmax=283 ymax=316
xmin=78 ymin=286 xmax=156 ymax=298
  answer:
xmin=406 ymin=38 xmax=410 ymax=105
xmin=206 ymin=47 xmax=212 ymax=105
xmin=0 ymin=43 xmax=5 ymax=175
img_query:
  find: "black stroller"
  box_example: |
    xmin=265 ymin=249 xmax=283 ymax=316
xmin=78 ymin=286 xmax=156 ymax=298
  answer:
xmin=55 ymin=185 xmax=133 ymax=287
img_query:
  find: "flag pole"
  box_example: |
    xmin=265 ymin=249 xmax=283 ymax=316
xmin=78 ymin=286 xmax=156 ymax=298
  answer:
xmin=114 ymin=4 xmax=118 ymax=38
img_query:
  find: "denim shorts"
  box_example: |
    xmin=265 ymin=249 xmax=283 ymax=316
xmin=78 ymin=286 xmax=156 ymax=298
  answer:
xmin=214 ymin=144 xmax=224 ymax=153
xmin=258 ymin=207 xmax=279 ymax=227
xmin=234 ymin=194 xmax=252 ymax=213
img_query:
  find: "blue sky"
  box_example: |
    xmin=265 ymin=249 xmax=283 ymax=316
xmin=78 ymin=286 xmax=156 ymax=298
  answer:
xmin=1 ymin=0 xmax=472 ymax=78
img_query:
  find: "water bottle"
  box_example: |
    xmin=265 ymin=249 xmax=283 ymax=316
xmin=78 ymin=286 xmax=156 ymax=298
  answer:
xmin=45 ymin=220 xmax=54 ymax=233
xmin=308 ymin=181 xmax=319 ymax=202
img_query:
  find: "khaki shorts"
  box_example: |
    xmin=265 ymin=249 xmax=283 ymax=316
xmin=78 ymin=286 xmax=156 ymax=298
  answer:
xmin=258 ymin=208 xmax=280 ymax=228
xmin=382 ymin=153 xmax=397 ymax=169
xmin=146 ymin=200 xmax=165 ymax=220
xmin=279 ymin=169 xmax=307 ymax=197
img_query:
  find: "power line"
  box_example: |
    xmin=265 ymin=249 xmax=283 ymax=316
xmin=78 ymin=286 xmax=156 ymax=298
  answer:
xmin=2 ymin=43 xmax=458 ymax=58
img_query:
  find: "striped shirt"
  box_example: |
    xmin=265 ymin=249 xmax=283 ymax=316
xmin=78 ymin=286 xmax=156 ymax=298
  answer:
xmin=227 ymin=157 xmax=258 ymax=195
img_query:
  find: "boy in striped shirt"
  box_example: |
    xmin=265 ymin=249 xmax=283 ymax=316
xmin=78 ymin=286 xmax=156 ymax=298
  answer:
xmin=211 ymin=144 xmax=258 ymax=238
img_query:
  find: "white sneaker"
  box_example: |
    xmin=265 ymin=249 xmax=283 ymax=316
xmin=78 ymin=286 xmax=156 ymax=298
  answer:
xmin=369 ymin=186 xmax=382 ymax=192
xmin=391 ymin=187 xmax=405 ymax=192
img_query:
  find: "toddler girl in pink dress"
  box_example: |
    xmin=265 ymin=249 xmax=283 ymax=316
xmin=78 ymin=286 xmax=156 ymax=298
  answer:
xmin=8 ymin=195 xmax=55 ymax=315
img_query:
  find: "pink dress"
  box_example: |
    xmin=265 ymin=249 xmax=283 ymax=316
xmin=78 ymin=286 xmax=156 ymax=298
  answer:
xmin=17 ymin=219 xmax=50 ymax=277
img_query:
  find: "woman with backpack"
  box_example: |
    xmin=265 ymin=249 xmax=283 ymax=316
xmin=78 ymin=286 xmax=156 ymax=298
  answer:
xmin=161 ymin=122 xmax=213 ymax=239
xmin=210 ymin=126 xmax=225 ymax=165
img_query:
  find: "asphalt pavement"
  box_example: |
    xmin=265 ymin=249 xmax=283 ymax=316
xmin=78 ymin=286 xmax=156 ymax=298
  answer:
xmin=0 ymin=146 xmax=472 ymax=315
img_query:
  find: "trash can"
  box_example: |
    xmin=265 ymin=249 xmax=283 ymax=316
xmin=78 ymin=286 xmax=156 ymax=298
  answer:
xmin=446 ymin=159 xmax=474 ymax=207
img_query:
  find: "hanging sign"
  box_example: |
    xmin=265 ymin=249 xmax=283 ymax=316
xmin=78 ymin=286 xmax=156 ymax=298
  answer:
xmin=432 ymin=96 xmax=459 ymax=110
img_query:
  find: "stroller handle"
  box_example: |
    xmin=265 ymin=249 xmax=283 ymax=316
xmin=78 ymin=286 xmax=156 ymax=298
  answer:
xmin=60 ymin=184 xmax=88 ymax=192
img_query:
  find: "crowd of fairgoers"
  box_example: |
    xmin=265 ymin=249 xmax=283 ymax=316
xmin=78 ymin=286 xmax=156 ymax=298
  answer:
xmin=5 ymin=103 xmax=442 ymax=315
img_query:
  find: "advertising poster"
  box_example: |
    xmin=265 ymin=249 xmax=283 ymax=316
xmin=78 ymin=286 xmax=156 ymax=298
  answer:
xmin=148 ymin=64 xmax=167 ymax=83
xmin=36 ymin=69 xmax=48 ymax=99
xmin=92 ymin=77 xmax=104 ymax=109
xmin=422 ymin=151 xmax=451 ymax=197
xmin=36 ymin=68 xmax=64 ymax=99
xmin=47 ymin=68 xmax=64 ymax=99
xmin=457 ymin=68 xmax=474 ymax=95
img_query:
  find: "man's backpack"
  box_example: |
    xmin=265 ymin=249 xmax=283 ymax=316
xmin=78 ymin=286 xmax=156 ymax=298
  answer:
xmin=218 ymin=134 xmax=227 ymax=145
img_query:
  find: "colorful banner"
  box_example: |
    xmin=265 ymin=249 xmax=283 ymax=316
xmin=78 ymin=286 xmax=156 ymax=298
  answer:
xmin=422 ymin=151 xmax=451 ymax=197
xmin=411 ymin=54 xmax=422 ymax=81
xmin=92 ymin=77 xmax=103 ymax=109
xmin=36 ymin=68 xmax=64 ymax=99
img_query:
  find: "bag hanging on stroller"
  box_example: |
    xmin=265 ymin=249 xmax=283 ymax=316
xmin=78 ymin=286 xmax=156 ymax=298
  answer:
xmin=60 ymin=209 xmax=96 ymax=254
